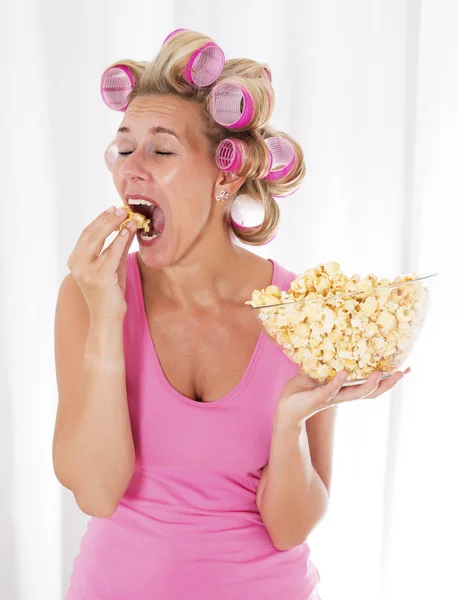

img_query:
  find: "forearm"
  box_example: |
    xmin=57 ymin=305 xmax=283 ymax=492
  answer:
xmin=54 ymin=319 xmax=135 ymax=515
xmin=259 ymin=415 xmax=329 ymax=550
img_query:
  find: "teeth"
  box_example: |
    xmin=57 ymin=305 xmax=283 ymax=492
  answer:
xmin=140 ymin=232 xmax=161 ymax=241
xmin=128 ymin=199 xmax=154 ymax=207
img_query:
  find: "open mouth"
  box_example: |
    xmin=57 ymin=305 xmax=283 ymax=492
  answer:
xmin=127 ymin=198 xmax=165 ymax=240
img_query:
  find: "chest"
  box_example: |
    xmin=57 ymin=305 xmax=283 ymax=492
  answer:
xmin=145 ymin=302 xmax=263 ymax=403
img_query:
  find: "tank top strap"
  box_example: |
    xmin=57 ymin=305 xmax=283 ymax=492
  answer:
xmin=124 ymin=251 xmax=143 ymax=323
xmin=269 ymin=258 xmax=297 ymax=292
xmin=122 ymin=252 xmax=145 ymax=391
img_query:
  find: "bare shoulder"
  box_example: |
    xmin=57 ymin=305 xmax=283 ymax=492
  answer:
xmin=238 ymin=249 xmax=274 ymax=293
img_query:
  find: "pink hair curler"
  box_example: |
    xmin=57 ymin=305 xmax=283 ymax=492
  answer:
xmin=230 ymin=194 xmax=263 ymax=232
xmin=162 ymin=28 xmax=188 ymax=45
xmin=215 ymin=138 xmax=244 ymax=172
xmin=215 ymin=137 xmax=273 ymax=176
xmin=184 ymin=42 xmax=225 ymax=87
xmin=230 ymin=218 xmax=277 ymax=244
xmin=162 ymin=29 xmax=225 ymax=87
xmin=209 ymin=82 xmax=255 ymax=129
xmin=262 ymin=67 xmax=272 ymax=82
xmin=264 ymin=137 xmax=296 ymax=181
xmin=104 ymin=142 xmax=118 ymax=172
xmin=230 ymin=194 xmax=277 ymax=245
xmin=100 ymin=65 xmax=135 ymax=112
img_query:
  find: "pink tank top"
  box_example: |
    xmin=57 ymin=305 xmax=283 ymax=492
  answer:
xmin=66 ymin=251 xmax=320 ymax=600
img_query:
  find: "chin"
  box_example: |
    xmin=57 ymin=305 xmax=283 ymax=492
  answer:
xmin=136 ymin=221 xmax=207 ymax=270
xmin=136 ymin=227 xmax=180 ymax=270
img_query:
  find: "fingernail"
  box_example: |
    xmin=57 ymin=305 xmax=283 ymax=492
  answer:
xmin=106 ymin=205 xmax=116 ymax=213
xmin=116 ymin=207 xmax=127 ymax=216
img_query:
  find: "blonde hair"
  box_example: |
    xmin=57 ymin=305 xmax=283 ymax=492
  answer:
xmin=103 ymin=30 xmax=306 ymax=246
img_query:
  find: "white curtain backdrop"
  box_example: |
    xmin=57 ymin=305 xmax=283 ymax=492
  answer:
xmin=1 ymin=1 xmax=456 ymax=599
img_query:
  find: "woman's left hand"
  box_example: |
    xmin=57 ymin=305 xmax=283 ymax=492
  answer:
xmin=276 ymin=367 xmax=411 ymax=425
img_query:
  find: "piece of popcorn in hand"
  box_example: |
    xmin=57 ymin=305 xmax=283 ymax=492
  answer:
xmin=116 ymin=205 xmax=151 ymax=233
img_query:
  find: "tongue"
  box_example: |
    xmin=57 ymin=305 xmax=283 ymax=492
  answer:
xmin=151 ymin=206 xmax=165 ymax=233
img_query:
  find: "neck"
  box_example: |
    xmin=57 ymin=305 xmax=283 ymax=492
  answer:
xmin=139 ymin=227 xmax=258 ymax=310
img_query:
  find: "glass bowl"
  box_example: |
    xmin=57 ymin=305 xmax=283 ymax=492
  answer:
xmin=252 ymin=273 xmax=438 ymax=387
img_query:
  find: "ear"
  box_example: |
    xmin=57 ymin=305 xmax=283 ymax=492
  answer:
xmin=213 ymin=170 xmax=246 ymax=199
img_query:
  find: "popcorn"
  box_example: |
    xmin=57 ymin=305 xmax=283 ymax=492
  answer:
xmin=377 ymin=310 xmax=396 ymax=332
xmin=116 ymin=205 xmax=151 ymax=233
xmin=246 ymin=262 xmax=427 ymax=383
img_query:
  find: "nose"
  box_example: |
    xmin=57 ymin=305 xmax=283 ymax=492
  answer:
xmin=119 ymin=150 xmax=152 ymax=182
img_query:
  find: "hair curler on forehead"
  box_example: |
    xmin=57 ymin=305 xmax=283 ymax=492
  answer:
xmin=162 ymin=28 xmax=225 ymax=87
xmin=184 ymin=43 xmax=225 ymax=87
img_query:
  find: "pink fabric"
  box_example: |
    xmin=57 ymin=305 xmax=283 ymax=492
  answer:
xmin=66 ymin=252 xmax=321 ymax=600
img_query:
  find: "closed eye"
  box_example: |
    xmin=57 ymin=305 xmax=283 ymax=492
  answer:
xmin=118 ymin=151 xmax=173 ymax=156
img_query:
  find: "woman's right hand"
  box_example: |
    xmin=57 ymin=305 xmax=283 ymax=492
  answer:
xmin=67 ymin=206 xmax=137 ymax=323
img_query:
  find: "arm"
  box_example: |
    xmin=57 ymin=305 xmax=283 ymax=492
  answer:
xmin=256 ymin=363 xmax=408 ymax=551
xmin=53 ymin=274 xmax=135 ymax=518
xmin=256 ymin=406 xmax=337 ymax=551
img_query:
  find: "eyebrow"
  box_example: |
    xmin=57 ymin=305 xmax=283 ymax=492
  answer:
xmin=116 ymin=125 xmax=182 ymax=141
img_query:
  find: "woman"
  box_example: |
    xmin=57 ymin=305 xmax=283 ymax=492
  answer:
xmin=53 ymin=29 xmax=409 ymax=600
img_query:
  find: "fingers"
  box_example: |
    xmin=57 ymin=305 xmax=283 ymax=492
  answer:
xmin=68 ymin=206 xmax=130 ymax=271
xmin=120 ymin=222 xmax=137 ymax=263
xmin=328 ymin=371 xmax=385 ymax=404
xmin=333 ymin=366 xmax=411 ymax=403
xmin=364 ymin=368 xmax=409 ymax=399
xmin=314 ymin=370 xmax=348 ymax=405
xmin=101 ymin=220 xmax=137 ymax=273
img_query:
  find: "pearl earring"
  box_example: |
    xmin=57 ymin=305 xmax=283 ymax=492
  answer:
xmin=215 ymin=190 xmax=229 ymax=202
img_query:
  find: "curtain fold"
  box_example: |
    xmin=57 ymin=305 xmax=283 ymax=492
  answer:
xmin=1 ymin=1 xmax=455 ymax=599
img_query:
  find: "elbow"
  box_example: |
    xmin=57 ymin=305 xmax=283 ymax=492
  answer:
xmin=53 ymin=455 xmax=133 ymax=519
xmin=72 ymin=481 xmax=124 ymax=519
xmin=75 ymin=492 xmax=119 ymax=518
xmin=270 ymin=506 xmax=329 ymax=552
xmin=53 ymin=470 xmax=119 ymax=518
xmin=268 ymin=520 xmax=313 ymax=551
xmin=272 ymin=531 xmax=311 ymax=552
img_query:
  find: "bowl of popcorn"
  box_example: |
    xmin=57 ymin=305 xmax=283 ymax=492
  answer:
xmin=247 ymin=262 xmax=438 ymax=386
